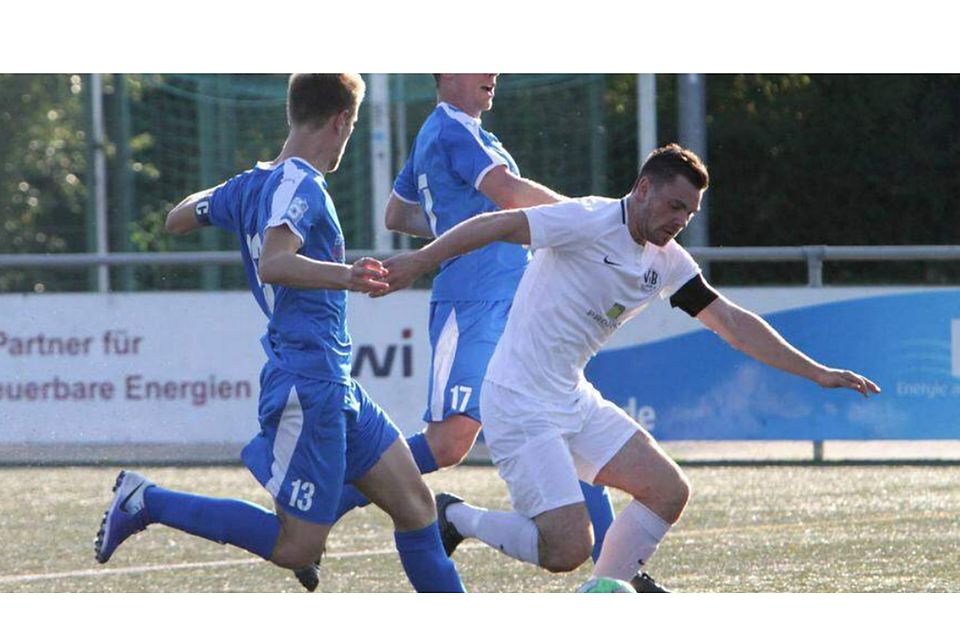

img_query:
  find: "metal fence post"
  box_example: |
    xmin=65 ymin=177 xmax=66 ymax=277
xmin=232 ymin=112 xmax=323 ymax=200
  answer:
xmin=804 ymin=245 xmax=825 ymax=287
xmin=678 ymin=73 xmax=709 ymax=278
xmin=90 ymin=73 xmax=109 ymax=293
xmin=196 ymin=76 xmax=221 ymax=291
xmin=113 ymin=74 xmax=135 ymax=292
xmin=637 ymin=74 xmax=657 ymax=163
xmin=392 ymin=74 xmax=410 ymax=250
xmin=813 ymin=440 xmax=825 ymax=462
xmin=370 ymin=74 xmax=393 ymax=253
xmin=588 ymin=74 xmax=607 ymax=196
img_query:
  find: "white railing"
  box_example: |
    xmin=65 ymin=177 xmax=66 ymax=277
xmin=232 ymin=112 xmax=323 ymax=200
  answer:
xmin=2 ymin=245 xmax=960 ymax=288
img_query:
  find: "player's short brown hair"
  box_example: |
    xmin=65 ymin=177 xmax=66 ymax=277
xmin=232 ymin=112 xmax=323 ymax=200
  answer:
xmin=287 ymin=74 xmax=365 ymax=129
xmin=639 ymin=143 xmax=709 ymax=190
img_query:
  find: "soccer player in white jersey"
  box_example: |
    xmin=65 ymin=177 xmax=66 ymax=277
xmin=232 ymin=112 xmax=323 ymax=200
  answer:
xmin=334 ymin=74 xmax=622 ymax=578
xmin=378 ymin=143 xmax=881 ymax=586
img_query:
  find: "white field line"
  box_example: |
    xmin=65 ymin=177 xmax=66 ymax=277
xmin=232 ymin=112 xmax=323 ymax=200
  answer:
xmin=4 ymin=509 xmax=956 ymax=585
xmin=0 ymin=543 xmax=486 ymax=585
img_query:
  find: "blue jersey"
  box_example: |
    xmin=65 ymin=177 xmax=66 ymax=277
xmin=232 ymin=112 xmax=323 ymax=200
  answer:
xmin=393 ymin=102 xmax=529 ymax=302
xmin=204 ymin=157 xmax=351 ymax=385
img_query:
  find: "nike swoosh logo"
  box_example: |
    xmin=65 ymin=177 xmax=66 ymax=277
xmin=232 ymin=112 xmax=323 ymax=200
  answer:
xmin=603 ymin=256 xmax=622 ymax=266
xmin=119 ymin=482 xmax=146 ymax=513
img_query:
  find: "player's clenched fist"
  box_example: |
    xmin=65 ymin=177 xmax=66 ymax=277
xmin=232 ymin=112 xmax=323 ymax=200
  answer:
xmin=369 ymin=252 xmax=432 ymax=297
xmin=346 ymin=257 xmax=389 ymax=294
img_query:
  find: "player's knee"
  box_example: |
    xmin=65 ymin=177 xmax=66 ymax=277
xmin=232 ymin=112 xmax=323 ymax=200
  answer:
xmin=428 ymin=418 xmax=480 ymax=468
xmin=675 ymin=470 xmax=692 ymax=510
xmin=271 ymin=538 xmax=324 ymax=570
xmin=539 ymin=524 xmax=592 ymax=573
xmin=659 ymin=467 xmax=691 ymax=523
xmin=430 ymin=431 xmax=474 ymax=468
xmin=541 ymin=531 xmax=593 ymax=573
xmin=390 ymin=480 xmax=437 ymax=531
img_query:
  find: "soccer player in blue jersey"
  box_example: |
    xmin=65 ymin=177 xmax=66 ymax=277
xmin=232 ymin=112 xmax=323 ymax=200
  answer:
xmin=93 ymin=74 xmax=465 ymax=593
xmin=334 ymin=74 xmax=642 ymax=585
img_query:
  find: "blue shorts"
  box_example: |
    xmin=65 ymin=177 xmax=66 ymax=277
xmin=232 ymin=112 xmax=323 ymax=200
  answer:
xmin=242 ymin=362 xmax=400 ymax=524
xmin=423 ymin=299 xmax=512 ymax=424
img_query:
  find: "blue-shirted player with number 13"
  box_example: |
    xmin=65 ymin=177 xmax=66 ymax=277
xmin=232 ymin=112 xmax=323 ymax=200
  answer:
xmin=93 ymin=74 xmax=465 ymax=593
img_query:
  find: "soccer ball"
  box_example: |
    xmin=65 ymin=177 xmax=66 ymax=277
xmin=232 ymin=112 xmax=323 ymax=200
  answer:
xmin=576 ymin=577 xmax=637 ymax=593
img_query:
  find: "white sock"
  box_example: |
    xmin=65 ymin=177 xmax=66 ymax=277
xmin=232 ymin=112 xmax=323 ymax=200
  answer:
xmin=591 ymin=500 xmax=671 ymax=581
xmin=447 ymin=502 xmax=540 ymax=566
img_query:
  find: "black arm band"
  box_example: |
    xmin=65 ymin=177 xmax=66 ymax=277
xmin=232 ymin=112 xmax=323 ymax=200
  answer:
xmin=669 ymin=273 xmax=719 ymax=317
xmin=194 ymin=199 xmax=212 ymax=226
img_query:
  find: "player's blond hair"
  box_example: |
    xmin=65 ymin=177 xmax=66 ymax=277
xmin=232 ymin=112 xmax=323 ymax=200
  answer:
xmin=287 ymin=74 xmax=366 ymax=129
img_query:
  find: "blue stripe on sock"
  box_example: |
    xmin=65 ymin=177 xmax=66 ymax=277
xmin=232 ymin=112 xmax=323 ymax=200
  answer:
xmin=581 ymin=481 xmax=615 ymax=563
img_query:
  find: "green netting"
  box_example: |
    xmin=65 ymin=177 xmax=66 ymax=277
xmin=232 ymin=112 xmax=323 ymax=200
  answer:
xmin=112 ymin=73 xmax=626 ymax=292
xmin=3 ymin=73 xmax=959 ymax=293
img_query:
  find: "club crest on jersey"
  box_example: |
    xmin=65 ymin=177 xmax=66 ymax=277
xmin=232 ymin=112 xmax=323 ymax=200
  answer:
xmin=286 ymin=196 xmax=309 ymax=223
xmin=640 ymin=268 xmax=660 ymax=293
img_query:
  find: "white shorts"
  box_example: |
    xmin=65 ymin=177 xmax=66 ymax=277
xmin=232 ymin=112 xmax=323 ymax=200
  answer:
xmin=480 ymin=379 xmax=642 ymax=518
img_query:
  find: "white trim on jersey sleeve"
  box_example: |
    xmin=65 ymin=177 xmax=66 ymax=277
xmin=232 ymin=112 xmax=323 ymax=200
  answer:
xmin=265 ymin=219 xmax=306 ymax=244
xmin=391 ymin=189 xmax=419 ymax=205
xmin=438 ymin=102 xmax=508 ymax=190
xmin=473 ymin=162 xmax=503 ymax=191
xmin=267 ymin=159 xmax=310 ymax=243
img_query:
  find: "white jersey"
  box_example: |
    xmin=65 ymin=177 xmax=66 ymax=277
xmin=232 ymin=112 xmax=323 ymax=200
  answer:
xmin=485 ymin=196 xmax=701 ymax=403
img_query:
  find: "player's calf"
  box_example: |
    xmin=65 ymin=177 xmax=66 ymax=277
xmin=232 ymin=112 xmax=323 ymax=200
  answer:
xmin=534 ymin=502 xmax=594 ymax=573
xmin=596 ymin=431 xmax=691 ymax=524
xmin=390 ymin=479 xmax=437 ymax=532
xmin=269 ymin=508 xmax=331 ymax=570
xmin=425 ymin=415 xmax=482 ymax=468
xmin=354 ymin=439 xmax=438 ymax=530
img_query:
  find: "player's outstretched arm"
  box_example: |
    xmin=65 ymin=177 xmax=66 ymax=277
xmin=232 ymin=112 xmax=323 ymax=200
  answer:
xmin=384 ymin=193 xmax=435 ymax=239
xmin=378 ymin=209 xmax=530 ymax=294
xmin=479 ymin=165 xmax=566 ymax=209
xmin=696 ymin=294 xmax=881 ymax=398
xmin=165 ymin=187 xmax=218 ymax=235
xmin=259 ymin=225 xmax=389 ymax=294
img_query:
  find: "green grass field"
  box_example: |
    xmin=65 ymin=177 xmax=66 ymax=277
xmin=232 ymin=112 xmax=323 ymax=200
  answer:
xmin=1 ymin=463 xmax=957 ymax=593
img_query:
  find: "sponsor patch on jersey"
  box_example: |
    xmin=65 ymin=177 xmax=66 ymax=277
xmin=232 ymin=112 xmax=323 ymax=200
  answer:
xmin=286 ymin=196 xmax=309 ymax=223
xmin=605 ymin=303 xmax=626 ymax=320
xmin=332 ymin=235 xmax=345 ymax=263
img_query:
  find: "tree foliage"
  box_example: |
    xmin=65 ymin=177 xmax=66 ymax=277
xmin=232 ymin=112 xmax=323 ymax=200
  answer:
xmin=1 ymin=74 xmax=957 ymax=292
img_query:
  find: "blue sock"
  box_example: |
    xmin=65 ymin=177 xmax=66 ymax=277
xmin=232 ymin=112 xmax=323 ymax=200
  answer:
xmin=144 ymin=486 xmax=280 ymax=561
xmin=581 ymin=481 xmax=615 ymax=563
xmin=394 ymin=523 xmax=466 ymax=592
xmin=407 ymin=431 xmax=439 ymax=474
xmin=335 ymin=431 xmax=440 ymax=520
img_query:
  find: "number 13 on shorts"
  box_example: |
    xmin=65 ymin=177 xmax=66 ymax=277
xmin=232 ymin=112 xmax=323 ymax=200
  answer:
xmin=289 ymin=479 xmax=315 ymax=512
xmin=450 ymin=385 xmax=473 ymax=413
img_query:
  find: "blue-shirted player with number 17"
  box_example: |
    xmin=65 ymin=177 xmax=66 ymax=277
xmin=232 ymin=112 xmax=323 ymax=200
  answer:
xmin=93 ymin=74 xmax=465 ymax=593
